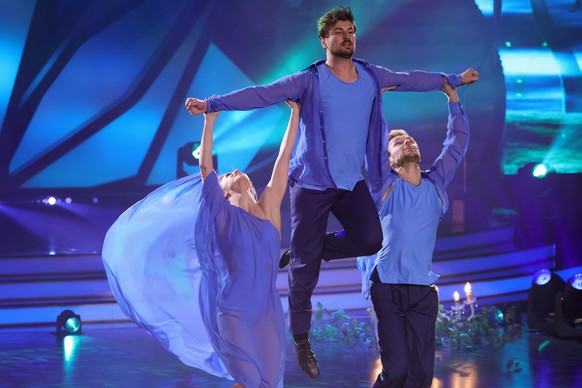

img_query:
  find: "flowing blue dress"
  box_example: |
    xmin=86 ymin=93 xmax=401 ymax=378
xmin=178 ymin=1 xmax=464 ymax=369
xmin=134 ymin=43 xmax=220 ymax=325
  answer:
xmin=102 ymin=171 xmax=286 ymax=387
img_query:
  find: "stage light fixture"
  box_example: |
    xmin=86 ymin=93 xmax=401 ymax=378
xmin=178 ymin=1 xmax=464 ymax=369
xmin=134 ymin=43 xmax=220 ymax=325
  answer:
xmin=552 ymin=273 xmax=582 ymax=337
xmin=517 ymin=162 xmax=553 ymax=179
xmin=491 ymin=307 xmax=504 ymax=325
xmin=487 ymin=304 xmax=521 ymax=327
xmin=483 ymin=306 xmax=505 ymax=326
xmin=56 ymin=310 xmax=82 ymax=336
xmin=527 ymin=269 xmax=564 ymax=331
xmin=532 ymin=163 xmax=548 ymax=178
xmin=43 ymin=196 xmax=58 ymax=205
xmin=562 ymin=274 xmax=582 ymax=327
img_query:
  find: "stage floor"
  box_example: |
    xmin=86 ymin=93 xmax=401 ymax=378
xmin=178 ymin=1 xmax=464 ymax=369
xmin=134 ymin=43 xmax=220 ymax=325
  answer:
xmin=1 ymin=318 xmax=581 ymax=387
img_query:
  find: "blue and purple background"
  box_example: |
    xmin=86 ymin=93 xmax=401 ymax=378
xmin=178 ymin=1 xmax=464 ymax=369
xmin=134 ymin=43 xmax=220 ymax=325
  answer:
xmin=0 ymin=0 xmax=580 ymax=268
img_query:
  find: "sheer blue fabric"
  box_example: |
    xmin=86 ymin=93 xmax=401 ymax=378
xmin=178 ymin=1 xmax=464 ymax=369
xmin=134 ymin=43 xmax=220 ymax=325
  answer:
xmin=102 ymin=172 xmax=285 ymax=387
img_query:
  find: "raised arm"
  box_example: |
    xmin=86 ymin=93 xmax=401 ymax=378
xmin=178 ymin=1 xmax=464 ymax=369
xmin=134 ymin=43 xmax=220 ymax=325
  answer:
xmin=374 ymin=66 xmax=479 ymax=92
xmin=184 ymin=71 xmax=307 ymax=116
xmin=259 ymin=100 xmax=301 ymax=233
xmin=198 ymin=110 xmax=221 ymax=180
xmin=431 ymin=78 xmax=469 ymax=188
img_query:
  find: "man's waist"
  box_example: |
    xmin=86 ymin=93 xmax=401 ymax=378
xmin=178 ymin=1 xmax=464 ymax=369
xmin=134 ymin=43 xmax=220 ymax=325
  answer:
xmin=290 ymin=171 xmax=364 ymax=191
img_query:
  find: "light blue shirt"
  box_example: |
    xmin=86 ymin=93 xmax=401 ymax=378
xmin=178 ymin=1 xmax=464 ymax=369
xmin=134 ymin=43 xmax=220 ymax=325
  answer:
xmin=304 ymin=62 xmax=375 ymax=191
xmin=357 ymin=102 xmax=470 ymax=298
xmin=374 ymin=178 xmax=442 ymax=285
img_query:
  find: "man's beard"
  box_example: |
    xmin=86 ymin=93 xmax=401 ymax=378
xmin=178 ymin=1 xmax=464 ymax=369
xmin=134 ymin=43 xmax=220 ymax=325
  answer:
xmin=330 ymin=43 xmax=354 ymax=59
xmin=394 ymin=153 xmax=421 ymax=167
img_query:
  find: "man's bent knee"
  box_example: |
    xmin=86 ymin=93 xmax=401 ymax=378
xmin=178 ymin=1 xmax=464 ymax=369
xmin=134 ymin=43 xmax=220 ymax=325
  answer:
xmin=359 ymin=235 xmax=382 ymax=256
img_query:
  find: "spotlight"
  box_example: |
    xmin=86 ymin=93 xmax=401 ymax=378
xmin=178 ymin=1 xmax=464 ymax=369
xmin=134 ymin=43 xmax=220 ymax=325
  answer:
xmin=534 ymin=269 xmax=553 ymax=286
xmin=487 ymin=307 xmax=505 ymax=325
xmin=56 ymin=310 xmax=82 ymax=336
xmin=43 ymin=196 xmax=58 ymax=206
xmin=517 ymin=162 xmax=553 ymax=179
xmin=562 ymin=274 xmax=582 ymax=327
xmin=486 ymin=304 xmax=521 ymax=327
xmin=553 ymin=273 xmax=582 ymax=337
xmin=527 ymin=269 xmax=564 ymax=331
xmin=532 ymin=163 xmax=548 ymax=178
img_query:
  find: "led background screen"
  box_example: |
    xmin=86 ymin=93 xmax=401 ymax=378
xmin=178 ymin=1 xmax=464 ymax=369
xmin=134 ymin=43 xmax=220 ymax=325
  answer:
xmin=0 ymin=0 xmax=580 ymax=254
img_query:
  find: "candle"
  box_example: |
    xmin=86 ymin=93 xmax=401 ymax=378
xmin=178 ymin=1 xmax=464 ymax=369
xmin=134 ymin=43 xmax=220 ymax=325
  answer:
xmin=464 ymin=282 xmax=475 ymax=318
xmin=452 ymin=291 xmax=461 ymax=318
xmin=464 ymin=282 xmax=472 ymax=300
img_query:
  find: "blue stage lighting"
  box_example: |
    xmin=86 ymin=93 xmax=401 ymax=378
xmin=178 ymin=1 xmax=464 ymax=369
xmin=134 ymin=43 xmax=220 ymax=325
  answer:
xmin=569 ymin=274 xmax=582 ymax=291
xmin=532 ymin=164 xmax=548 ymax=178
xmin=56 ymin=310 xmax=82 ymax=336
xmin=562 ymin=274 xmax=582 ymax=327
xmin=493 ymin=308 xmax=505 ymax=324
xmin=43 ymin=196 xmax=58 ymax=206
xmin=528 ymin=269 xmax=565 ymax=331
xmin=533 ymin=269 xmax=553 ymax=286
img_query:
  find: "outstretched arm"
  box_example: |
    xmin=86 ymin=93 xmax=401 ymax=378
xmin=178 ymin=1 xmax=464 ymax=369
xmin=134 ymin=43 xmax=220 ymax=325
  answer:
xmin=431 ymin=77 xmax=469 ymax=189
xmin=377 ymin=67 xmax=479 ymax=92
xmin=184 ymin=71 xmax=306 ymax=116
xmin=259 ymin=100 xmax=301 ymax=233
xmin=198 ymin=110 xmax=221 ymax=180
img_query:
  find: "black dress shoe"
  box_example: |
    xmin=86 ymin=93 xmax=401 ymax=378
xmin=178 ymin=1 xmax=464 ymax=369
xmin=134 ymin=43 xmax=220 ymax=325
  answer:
xmin=279 ymin=249 xmax=291 ymax=269
xmin=293 ymin=339 xmax=320 ymax=379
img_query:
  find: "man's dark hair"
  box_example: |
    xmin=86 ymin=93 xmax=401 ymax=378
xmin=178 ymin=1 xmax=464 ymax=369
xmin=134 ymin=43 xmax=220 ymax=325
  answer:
xmin=317 ymin=6 xmax=356 ymax=39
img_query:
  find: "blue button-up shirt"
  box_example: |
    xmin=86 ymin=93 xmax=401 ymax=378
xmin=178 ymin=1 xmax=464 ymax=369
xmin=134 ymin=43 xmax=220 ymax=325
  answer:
xmin=206 ymin=58 xmax=461 ymax=191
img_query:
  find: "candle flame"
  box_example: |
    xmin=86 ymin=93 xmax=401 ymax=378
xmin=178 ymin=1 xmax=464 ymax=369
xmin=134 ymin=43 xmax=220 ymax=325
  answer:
xmin=464 ymin=282 xmax=472 ymax=295
xmin=453 ymin=291 xmax=460 ymax=302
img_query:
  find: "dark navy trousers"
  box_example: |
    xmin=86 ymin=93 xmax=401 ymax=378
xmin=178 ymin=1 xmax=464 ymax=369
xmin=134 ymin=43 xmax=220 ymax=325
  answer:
xmin=370 ymin=277 xmax=438 ymax=388
xmin=287 ymin=179 xmax=382 ymax=334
